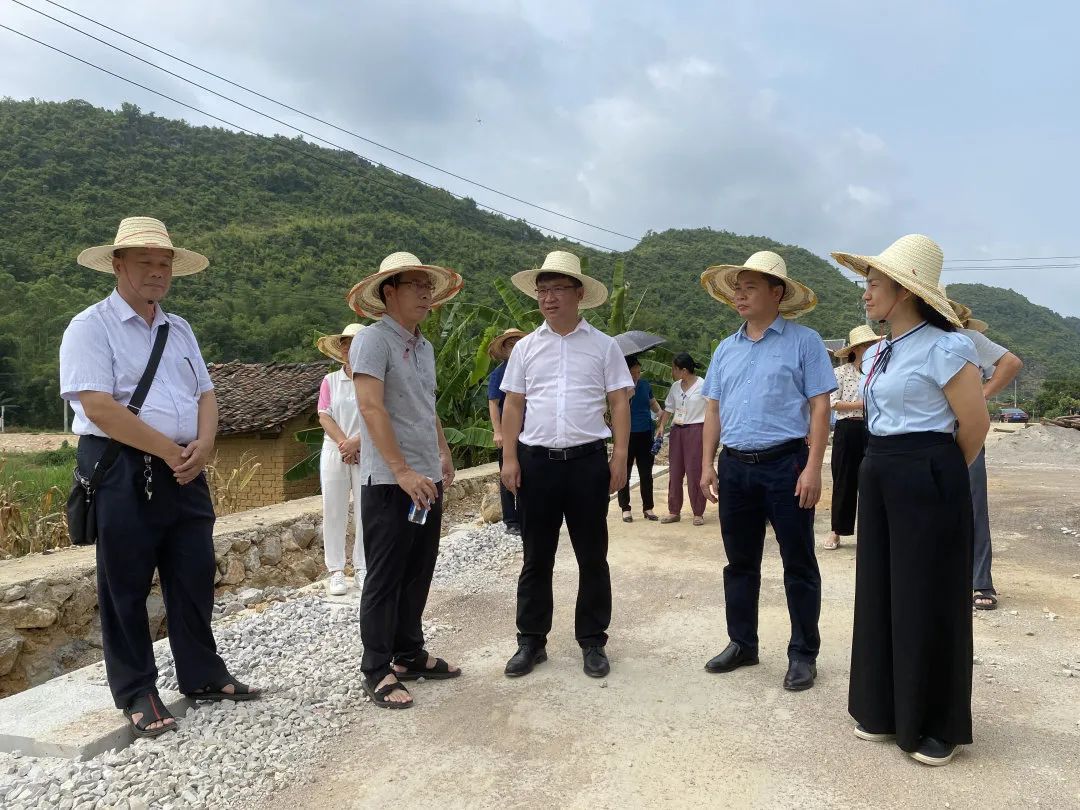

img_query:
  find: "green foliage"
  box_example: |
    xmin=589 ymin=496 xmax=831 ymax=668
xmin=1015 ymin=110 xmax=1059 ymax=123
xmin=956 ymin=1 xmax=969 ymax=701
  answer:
xmin=284 ymin=427 xmax=325 ymax=482
xmin=1033 ymin=378 xmax=1080 ymax=419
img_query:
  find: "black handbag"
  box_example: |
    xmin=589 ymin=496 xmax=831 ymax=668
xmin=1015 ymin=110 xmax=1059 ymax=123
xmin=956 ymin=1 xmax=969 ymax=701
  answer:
xmin=66 ymin=323 xmax=170 ymax=545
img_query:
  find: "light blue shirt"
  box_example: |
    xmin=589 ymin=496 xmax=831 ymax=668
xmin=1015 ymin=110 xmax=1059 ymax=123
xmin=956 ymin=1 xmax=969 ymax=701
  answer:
xmin=703 ymin=316 xmax=837 ymax=451
xmin=59 ymin=289 xmax=213 ymax=444
xmin=860 ymin=323 xmax=979 ymax=436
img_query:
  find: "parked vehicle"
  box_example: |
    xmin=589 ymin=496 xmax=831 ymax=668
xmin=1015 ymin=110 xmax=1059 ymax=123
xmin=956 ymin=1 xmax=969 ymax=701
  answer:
xmin=998 ymin=407 xmax=1029 ymax=423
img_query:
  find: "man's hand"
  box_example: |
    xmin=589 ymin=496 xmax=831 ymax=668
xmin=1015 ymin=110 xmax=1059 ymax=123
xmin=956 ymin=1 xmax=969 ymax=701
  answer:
xmin=440 ymin=452 xmax=456 ymax=488
xmin=608 ymin=450 xmax=628 ymax=494
xmin=795 ymin=465 xmax=822 ymax=509
xmin=501 ymin=456 xmax=521 ymax=496
xmin=174 ymin=439 xmax=212 ymax=485
xmin=395 ymin=467 xmax=439 ymax=509
xmin=701 ymin=466 xmax=719 ymax=503
xmin=493 ymin=431 xmax=503 ymax=449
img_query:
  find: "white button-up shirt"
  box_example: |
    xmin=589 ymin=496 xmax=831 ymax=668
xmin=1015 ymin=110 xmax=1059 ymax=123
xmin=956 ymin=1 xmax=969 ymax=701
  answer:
xmin=501 ymin=318 xmax=634 ymax=449
xmin=59 ymin=289 xmax=213 ymax=444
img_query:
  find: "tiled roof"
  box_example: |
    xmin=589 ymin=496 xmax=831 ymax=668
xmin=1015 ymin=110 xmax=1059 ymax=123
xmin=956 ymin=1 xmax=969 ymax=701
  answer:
xmin=209 ymin=362 xmax=329 ymax=436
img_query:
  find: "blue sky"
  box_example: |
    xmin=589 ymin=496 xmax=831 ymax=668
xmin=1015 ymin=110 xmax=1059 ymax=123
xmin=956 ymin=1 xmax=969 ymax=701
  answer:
xmin=3 ymin=0 xmax=1078 ymax=315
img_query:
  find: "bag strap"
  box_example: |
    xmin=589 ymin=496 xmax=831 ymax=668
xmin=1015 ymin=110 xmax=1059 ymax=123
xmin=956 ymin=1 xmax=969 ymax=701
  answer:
xmin=87 ymin=323 xmax=171 ymax=489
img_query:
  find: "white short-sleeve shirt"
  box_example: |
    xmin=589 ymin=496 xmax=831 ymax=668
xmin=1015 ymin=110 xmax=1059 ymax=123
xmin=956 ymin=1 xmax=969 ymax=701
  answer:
xmin=663 ymin=377 xmax=707 ymax=425
xmin=59 ymin=289 xmax=213 ymax=444
xmin=501 ymin=319 xmax=634 ymax=448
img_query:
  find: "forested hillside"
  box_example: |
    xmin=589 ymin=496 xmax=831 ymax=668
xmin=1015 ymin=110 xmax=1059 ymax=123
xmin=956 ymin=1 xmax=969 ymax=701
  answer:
xmin=1 ymin=99 xmax=1077 ymax=427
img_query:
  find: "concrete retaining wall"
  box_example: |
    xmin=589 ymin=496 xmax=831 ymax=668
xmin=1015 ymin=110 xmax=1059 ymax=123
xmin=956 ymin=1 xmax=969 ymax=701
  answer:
xmin=0 ymin=463 xmax=497 ymax=697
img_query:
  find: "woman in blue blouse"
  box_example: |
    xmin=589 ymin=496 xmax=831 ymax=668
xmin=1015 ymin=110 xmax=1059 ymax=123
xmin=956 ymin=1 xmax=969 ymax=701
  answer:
xmin=833 ymin=235 xmax=990 ymax=767
xmin=617 ymin=355 xmax=661 ymax=522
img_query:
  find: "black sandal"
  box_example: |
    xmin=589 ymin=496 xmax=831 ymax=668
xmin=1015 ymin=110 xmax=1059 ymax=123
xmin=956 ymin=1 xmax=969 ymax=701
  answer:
xmin=123 ymin=692 xmax=178 ymax=739
xmin=363 ymin=677 xmax=413 ymax=709
xmin=393 ymin=650 xmax=462 ymax=681
xmin=973 ymin=590 xmax=998 ymax=611
xmin=184 ymin=676 xmax=262 ymax=702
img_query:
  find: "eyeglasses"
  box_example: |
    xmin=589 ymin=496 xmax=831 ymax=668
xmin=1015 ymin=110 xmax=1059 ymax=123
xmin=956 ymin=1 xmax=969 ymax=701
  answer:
xmin=396 ymin=280 xmax=435 ymax=294
xmin=535 ymin=285 xmax=578 ymax=299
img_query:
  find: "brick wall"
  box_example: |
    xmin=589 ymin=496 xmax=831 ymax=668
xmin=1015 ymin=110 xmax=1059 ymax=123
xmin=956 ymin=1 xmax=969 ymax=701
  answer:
xmin=213 ymin=412 xmax=319 ymax=511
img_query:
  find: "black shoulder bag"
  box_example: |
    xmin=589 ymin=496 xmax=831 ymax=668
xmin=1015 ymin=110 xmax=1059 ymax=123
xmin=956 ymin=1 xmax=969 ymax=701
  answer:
xmin=66 ymin=323 xmax=170 ymax=545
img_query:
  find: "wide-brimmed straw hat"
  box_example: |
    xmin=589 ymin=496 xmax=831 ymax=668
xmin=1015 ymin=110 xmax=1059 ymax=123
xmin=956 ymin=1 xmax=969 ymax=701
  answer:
xmin=833 ymin=324 xmax=884 ymax=358
xmin=346 ymin=252 xmax=463 ymax=319
xmin=77 ymin=216 xmax=209 ymax=276
xmin=511 ymin=251 xmax=608 ymax=310
xmin=939 ymin=283 xmax=988 ymax=333
xmin=316 ymin=323 xmax=366 ymax=364
xmin=487 ymin=328 xmax=528 ymax=359
xmin=831 ymin=235 xmax=962 ymax=327
xmin=700 ymin=251 xmax=818 ymax=318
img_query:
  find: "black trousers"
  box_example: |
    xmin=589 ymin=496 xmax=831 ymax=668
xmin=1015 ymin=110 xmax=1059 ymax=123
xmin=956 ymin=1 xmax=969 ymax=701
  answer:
xmin=517 ymin=444 xmax=611 ymax=648
xmin=617 ymin=431 xmax=655 ymax=512
xmin=359 ymin=482 xmax=442 ymax=681
xmin=830 ymin=418 xmax=867 ymax=535
xmin=496 ymin=449 xmax=520 ymax=529
xmin=849 ymin=433 xmax=973 ymax=752
xmin=718 ymin=444 xmax=821 ymax=662
xmin=82 ymin=436 xmax=228 ymax=710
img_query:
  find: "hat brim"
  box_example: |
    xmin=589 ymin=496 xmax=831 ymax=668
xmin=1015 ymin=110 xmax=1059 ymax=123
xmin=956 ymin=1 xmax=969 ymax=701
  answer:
xmin=699 ymin=265 xmax=818 ymax=318
xmin=316 ymin=334 xmax=350 ymax=364
xmin=510 ymin=269 xmax=608 ymax=309
xmin=832 ymin=335 xmax=884 ymax=358
xmin=346 ymin=264 xmax=463 ymax=319
xmin=487 ymin=330 xmax=528 ymax=359
xmin=76 ymin=244 xmax=209 ymax=276
xmin=831 ymin=252 xmax=962 ymax=327
xmin=964 ymin=317 xmax=988 ymax=333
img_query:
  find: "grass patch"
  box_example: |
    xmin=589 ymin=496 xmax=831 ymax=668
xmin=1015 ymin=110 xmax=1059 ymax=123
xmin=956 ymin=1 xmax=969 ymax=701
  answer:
xmin=0 ymin=443 xmax=74 ymax=557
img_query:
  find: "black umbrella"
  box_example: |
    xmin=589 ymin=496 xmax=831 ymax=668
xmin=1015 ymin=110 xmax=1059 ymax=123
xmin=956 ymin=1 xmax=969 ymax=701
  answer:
xmin=615 ymin=330 xmax=666 ymax=356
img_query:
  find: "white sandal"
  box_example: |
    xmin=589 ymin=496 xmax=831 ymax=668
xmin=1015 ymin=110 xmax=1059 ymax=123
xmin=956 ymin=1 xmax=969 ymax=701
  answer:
xmin=823 ymin=533 xmax=841 ymax=550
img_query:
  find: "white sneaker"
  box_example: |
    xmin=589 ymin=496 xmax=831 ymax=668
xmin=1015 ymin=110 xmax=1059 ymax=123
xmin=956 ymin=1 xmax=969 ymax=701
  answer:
xmin=353 ymin=570 xmax=366 ymax=591
xmin=327 ymin=571 xmax=347 ymax=596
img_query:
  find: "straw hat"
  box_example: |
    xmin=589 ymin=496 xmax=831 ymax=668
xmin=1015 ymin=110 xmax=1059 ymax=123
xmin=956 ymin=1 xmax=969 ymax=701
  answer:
xmin=939 ymin=283 xmax=988 ymax=333
xmin=833 ymin=324 xmax=884 ymax=359
xmin=700 ymin=251 xmax=818 ymax=318
xmin=487 ymin=328 xmax=528 ymax=360
xmin=77 ymin=217 xmax=209 ymax=276
xmin=831 ymin=235 xmax=962 ymax=327
xmin=511 ymin=251 xmax=608 ymax=310
xmin=316 ymin=323 xmax=366 ymax=364
xmin=346 ymin=252 xmax=463 ymax=319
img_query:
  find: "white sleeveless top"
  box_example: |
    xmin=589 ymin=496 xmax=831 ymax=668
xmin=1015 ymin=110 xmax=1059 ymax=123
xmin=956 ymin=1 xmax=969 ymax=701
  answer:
xmin=319 ymin=368 xmax=363 ymax=444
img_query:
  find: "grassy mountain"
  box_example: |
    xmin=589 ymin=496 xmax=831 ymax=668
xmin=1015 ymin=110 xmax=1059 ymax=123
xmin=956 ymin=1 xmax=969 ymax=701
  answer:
xmin=1 ymin=98 xmax=1077 ymax=427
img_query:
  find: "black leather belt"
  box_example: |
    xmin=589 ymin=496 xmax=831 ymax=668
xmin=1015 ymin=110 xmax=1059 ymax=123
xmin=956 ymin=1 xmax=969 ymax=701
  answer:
xmin=723 ymin=438 xmax=806 ymax=464
xmin=519 ymin=440 xmax=606 ymax=462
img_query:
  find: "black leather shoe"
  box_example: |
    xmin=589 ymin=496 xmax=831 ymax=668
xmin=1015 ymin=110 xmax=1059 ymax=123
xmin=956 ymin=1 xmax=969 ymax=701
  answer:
xmin=504 ymin=645 xmax=547 ymax=677
xmin=704 ymin=642 xmax=759 ymax=673
xmin=910 ymin=736 xmax=958 ymax=766
xmin=582 ymin=646 xmax=610 ymax=678
xmin=782 ymin=659 xmax=817 ymax=691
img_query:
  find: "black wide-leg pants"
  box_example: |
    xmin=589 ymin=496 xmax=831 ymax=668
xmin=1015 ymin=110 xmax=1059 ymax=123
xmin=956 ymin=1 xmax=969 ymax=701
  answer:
xmin=82 ymin=436 xmax=229 ymax=710
xmin=830 ymin=417 xmax=867 ymax=535
xmin=516 ymin=444 xmax=611 ymax=648
xmin=359 ymin=482 xmax=442 ymax=682
xmin=849 ymin=432 xmax=974 ymax=752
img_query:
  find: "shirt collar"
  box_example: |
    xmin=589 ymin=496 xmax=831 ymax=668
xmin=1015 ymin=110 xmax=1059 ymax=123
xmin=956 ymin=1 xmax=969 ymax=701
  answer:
xmin=538 ymin=318 xmax=591 ymax=337
xmin=382 ymin=314 xmax=425 ymax=346
xmin=108 ymin=288 xmax=169 ymax=329
xmin=735 ymin=314 xmax=785 ymax=342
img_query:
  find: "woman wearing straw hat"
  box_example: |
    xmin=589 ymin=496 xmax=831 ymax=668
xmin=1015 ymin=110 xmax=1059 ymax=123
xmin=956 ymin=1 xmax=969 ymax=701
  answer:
xmin=823 ymin=325 xmax=883 ymax=550
xmin=699 ymin=251 xmax=836 ymax=693
xmin=500 ymin=251 xmax=634 ymax=679
xmin=345 ymin=251 xmax=463 ymax=708
xmin=487 ymin=328 xmax=529 ymax=534
xmin=60 ymin=217 xmax=259 ymax=738
xmin=316 ymin=323 xmax=367 ymax=596
xmin=833 ymin=234 xmax=990 ymax=766
xmin=942 ymin=285 xmax=1024 ymax=611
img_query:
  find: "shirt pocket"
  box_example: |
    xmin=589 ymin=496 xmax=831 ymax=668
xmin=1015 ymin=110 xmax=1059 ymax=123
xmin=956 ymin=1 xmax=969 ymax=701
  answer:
xmin=172 ymin=355 xmax=201 ymax=398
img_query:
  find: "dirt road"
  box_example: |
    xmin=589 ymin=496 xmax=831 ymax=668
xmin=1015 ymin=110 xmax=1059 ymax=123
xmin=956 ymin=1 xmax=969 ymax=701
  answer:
xmin=269 ymin=452 xmax=1080 ymax=809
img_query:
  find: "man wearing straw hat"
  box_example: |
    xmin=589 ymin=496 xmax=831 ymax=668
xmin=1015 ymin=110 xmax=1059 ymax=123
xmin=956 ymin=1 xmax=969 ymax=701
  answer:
xmin=316 ymin=323 xmax=367 ymax=596
xmin=500 ymin=251 xmax=634 ymax=679
xmin=60 ymin=217 xmax=259 ymax=739
xmin=487 ymin=328 xmax=529 ymax=535
xmin=345 ymin=252 xmax=464 ymax=708
xmin=942 ymin=285 xmax=1023 ymax=611
xmin=698 ymin=251 xmax=835 ymax=692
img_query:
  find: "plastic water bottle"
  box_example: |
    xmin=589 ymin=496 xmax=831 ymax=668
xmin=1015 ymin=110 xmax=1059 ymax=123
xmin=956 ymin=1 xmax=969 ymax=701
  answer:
xmin=407 ymin=501 xmax=429 ymax=525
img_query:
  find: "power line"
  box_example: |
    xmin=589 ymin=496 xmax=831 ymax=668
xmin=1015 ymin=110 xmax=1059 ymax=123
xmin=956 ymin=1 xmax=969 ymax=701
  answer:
xmin=0 ymin=21 xmax=626 ymax=253
xmin=948 ymin=255 xmax=1080 ymax=263
xmin=942 ymin=263 xmax=1080 ymax=273
xmin=21 ymin=0 xmax=637 ymax=243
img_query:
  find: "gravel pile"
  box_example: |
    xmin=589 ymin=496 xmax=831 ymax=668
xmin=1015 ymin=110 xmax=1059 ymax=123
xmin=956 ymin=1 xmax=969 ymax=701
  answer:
xmin=0 ymin=524 xmax=521 ymax=810
xmin=988 ymin=423 xmax=1080 ymax=465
